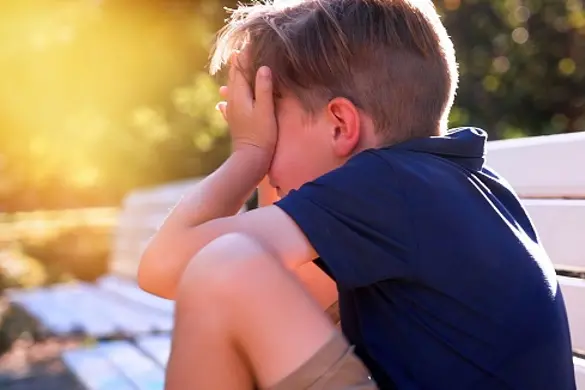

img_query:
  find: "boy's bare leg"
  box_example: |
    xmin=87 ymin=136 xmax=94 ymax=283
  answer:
xmin=164 ymin=233 xmax=339 ymax=390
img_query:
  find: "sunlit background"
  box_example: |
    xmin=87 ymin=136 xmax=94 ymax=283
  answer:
xmin=0 ymin=0 xmax=583 ymax=388
xmin=0 ymin=0 xmax=584 ymax=211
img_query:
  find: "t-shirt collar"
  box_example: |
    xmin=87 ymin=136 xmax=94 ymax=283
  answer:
xmin=387 ymin=127 xmax=488 ymax=171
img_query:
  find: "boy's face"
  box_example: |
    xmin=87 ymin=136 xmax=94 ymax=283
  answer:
xmin=268 ymin=92 xmax=345 ymax=197
xmin=226 ymin=52 xmax=373 ymax=196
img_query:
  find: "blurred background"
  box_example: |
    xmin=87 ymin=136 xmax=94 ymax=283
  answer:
xmin=0 ymin=0 xmax=583 ymax=388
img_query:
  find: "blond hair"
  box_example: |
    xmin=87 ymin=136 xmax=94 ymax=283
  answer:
xmin=210 ymin=0 xmax=458 ymax=143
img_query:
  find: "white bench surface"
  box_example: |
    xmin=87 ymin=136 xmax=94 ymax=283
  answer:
xmin=62 ymin=347 xmax=137 ymax=390
xmin=576 ymin=357 xmax=585 ymax=389
xmin=136 ymin=334 xmax=172 ymax=367
xmin=559 ymin=276 xmax=585 ymax=354
xmin=9 ymin=277 xmax=173 ymax=337
xmin=63 ymin=335 xmax=172 ymax=390
xmin=486 ymin=131 xmax=585 ymax=198
xmin=97 ymin=275 xmax=175 ymax=314
xmin=521 ymin=199 xmax=585 ymax=271
xmin=96 ymin=341 xmax=166 ymax=390
xmin=109 ymin=179 xmax=201 ymax=279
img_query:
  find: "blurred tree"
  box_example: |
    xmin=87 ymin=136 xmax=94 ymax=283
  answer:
xmin=438 ymin=0 xmax=585 ymax=139
xmin=0 ymin=0 xmax=229 ymax=211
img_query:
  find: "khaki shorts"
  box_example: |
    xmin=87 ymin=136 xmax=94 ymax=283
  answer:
xmin=267 ymin=332 xmax=378 ymax=390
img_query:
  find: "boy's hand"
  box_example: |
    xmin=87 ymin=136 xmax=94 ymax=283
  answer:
xmin=216 ymin=53 xmax=277 ymax=165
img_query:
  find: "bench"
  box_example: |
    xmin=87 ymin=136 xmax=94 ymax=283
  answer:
xmin=62 ymin=335 xmax=171 ymax=390
xmin=11 ymin=133 xmax=585 ymax=388
xmin=9 ymin=178 xmax=250 ymax=388
xmin=8 ymin=179 xmax=201 ymax=339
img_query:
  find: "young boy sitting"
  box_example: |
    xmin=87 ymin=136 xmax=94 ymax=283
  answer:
xmin=137 ymin=0 xmax=577 ymax=388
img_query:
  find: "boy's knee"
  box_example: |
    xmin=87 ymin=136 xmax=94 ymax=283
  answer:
xmin=178 ymin=233 xmax=279 ymax=297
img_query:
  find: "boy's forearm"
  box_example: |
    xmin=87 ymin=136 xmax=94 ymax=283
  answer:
xmin=138 ymin=148 xmax=269 ymax=296
xmin=166 ymin=149 xmax=269 ymax=229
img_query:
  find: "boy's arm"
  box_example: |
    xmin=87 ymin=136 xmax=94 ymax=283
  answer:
xmin=138 ymin=57 xmax=318 ymax=299
xmin=137 ymin=168 xmax=318 ymax=299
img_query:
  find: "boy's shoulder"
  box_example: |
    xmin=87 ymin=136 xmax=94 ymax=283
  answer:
xmin=308 ymin=127 xmax=489 ymax=195
xmin=280 ymin=127 xmax=493 ymax=223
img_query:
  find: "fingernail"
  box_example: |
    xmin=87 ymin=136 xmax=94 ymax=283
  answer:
xmin=259 ymin=66 xmax=271 ymax=78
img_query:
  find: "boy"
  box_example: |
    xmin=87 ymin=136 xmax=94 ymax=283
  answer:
xmin=137 ymin=0 xmax=577 ymax=388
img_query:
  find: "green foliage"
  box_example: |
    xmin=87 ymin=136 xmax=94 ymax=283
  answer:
xmin=21 ymin=226 xmax=111 ymax=282
xmin=0 ymin=2 xmax=229 ymax=211
xmin=439 ymin=0 xmax=585 ymax=139
xmin=0 ymin=302 xmax=42 ymax=356
xmin=0 ymin=208 xmax=118 ymax=286
xmin=0 ymin=246 xmax=49 ymax=292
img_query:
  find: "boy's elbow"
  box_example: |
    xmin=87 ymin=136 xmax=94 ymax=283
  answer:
xmin=137 ymin=244 xmax=176 ymax=300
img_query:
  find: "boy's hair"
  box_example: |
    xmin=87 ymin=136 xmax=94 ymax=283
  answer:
xmin=209 ymin=0 xmax=458 ymax=144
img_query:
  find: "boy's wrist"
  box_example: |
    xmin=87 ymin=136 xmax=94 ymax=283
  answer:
xmin=230 ymin=144 xmax=273 ymax=183
xmin=165 ymin=146 xmax=270 ymax=230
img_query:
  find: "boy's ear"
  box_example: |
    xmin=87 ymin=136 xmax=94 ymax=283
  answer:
xmin=326 ymin=97 xmax=362 ymax=157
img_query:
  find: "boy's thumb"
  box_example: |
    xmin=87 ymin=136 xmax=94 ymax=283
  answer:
xmin=215 ymin=101 xmax=228 ymax=121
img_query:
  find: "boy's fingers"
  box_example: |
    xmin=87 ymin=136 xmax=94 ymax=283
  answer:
xmin=219 ymin=86 xmax=228 ymax=99
xmin=254 ymin=66 xmax=274 ymax=114
xmin=215 ymin=101 xmax=228 ymax=121
xmin=230 ymin=53 xmax=253 ymax=109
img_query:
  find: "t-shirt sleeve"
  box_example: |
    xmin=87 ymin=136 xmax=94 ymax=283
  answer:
xmin=274 ymin=151 xmax=416 ymax=289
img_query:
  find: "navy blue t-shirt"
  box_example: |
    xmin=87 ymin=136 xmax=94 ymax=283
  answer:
xmin=275 ymin=128 xmax=575 ymax=390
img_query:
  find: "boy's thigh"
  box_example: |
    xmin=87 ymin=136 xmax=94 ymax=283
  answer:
xmin=198 ymin=233 xmax=372 ymax=388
